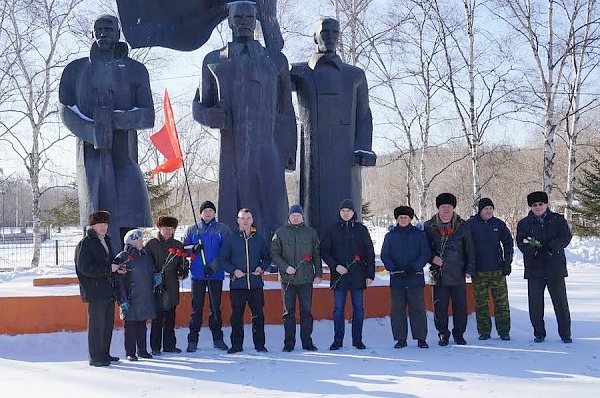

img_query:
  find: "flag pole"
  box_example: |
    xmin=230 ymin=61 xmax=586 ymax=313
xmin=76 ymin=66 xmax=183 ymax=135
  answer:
xmin=181 ymin=158 xmax=198 ymax=228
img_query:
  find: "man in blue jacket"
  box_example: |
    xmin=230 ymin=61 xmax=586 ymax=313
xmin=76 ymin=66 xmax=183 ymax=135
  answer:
xmin=467 ymin=198 xmax=514 ymax=341
xmin=516 ymin=191 xmax=572 ymax=343
xmin=219 ymin=208 xmax=271 ymax=354
xmin=184 ymin=201 xmax=231 ymax=352
xmin=381 ymin=206 xmax=431 ymax=349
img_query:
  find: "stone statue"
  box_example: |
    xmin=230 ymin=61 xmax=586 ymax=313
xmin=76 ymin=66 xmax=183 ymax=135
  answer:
xmin=291 ymin=17 xmax=376 ymax=236
xmin=59 ymin=15 xmax=155 ymax=252
xmin=192 ymin=1 xmax=297 ymax=240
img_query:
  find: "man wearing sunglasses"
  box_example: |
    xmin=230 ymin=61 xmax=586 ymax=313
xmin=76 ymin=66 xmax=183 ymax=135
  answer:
xmin=516 ymin=191 xmax=573 ymax=344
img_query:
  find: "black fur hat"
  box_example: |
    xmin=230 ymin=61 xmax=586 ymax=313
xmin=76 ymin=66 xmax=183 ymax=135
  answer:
xmin=435 ymin=193 xmax=457 ymax=208
xmin=88 ymin=211 xmax=110 ymax=226
xmin=157 ymin=216 xmax=178 ymax=228
xmin=394 ymin=206 xmax=415 ymax=220
xmin=527 ymin=191 xmax=549 ymax=207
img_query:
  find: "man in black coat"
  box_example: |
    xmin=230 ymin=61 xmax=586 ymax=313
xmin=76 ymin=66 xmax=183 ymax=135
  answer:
xmin=74 ymin=211 xmax=124 ymax=366
xmin=321 ymin=199 xmax=376 ymax=350
xmin=516 ymin=191 xmax=573 ymax=343
xmin=424 ymin=193 xmax=475 ymax=346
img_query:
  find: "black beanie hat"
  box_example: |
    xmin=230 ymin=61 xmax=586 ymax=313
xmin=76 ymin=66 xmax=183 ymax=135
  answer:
xmin=200 ymin=200 xmax=217 ymax=213
xmin=339 ymin=199 xmax=355 ymax=212
xmin=88 ymin=211 xmax=110 ymax=226
xmin=157 ymin=216 xmax=178 ymax=228
xmin=478 ymin=197 xmax=494 ymax=213
xmin=527 ymin=191 xmax=549 ymax=207
xmin=436 ymin=193 xmax=457 ymax=208
xmin=289 ymin=204 xmax=304 ymax=216
xmin=394 ymin=206 xmax=415 ymax=220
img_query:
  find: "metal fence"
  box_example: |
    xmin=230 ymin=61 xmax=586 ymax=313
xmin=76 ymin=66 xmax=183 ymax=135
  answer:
xmin=0 ymin=240 xmax=77 ymax=271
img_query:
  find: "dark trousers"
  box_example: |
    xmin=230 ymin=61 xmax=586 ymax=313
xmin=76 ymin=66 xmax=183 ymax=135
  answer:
xmin=124 ymin=320 xmax=149 ymax=356
xmin=333 ymin=288 xmax=364 ymax=343
xmin=150 ymin=296 xmax=177 ymax=351
xmin=282 ymin=283 xmax=314 ymax=348
xmin=230 ymin=288 xmax=265 ymax=350
xmin=87 ymin=299 xmax=115 ymax=362
xmin=187 ymin=279 xmax=224 ymax=343
xmin=528 ymin=278 xmax=571 ymax=339
xmin=390 ymin=286 xmax=427 ymax=341
xmin=433 ymin=284 xmax=467 ymax=339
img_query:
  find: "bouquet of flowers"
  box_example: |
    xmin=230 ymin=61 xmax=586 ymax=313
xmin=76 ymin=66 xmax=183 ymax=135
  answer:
xmin=429 ymin=226 xmax=454 ymax=284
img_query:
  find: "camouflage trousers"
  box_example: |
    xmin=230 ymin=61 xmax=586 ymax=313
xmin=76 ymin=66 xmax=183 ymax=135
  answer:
xmin=472 ymin=270 xmax=511 ymax=336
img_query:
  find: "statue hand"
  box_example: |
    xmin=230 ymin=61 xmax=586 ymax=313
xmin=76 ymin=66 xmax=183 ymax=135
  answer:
xmin=354 ymin=151 xmax=377 ymax=167
xmin=93 ymin=106 xmax=113 ymax=128
xmin=285 ymin=156 xmax=296 ymax=171
xmin=95 ymin=88 xmax=113 ymax=108
xmin=208 ymin=107 xmax=227 ymax=129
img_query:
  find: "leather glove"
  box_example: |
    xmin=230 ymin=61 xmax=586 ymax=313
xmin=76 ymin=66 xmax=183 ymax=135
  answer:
xmin=153 ymin=274 xmax=163 ymax=288
xmin=502 ymin=262 xmax=512 ymax=277
xmin=204 ymin=265 xmax=214 ymax=278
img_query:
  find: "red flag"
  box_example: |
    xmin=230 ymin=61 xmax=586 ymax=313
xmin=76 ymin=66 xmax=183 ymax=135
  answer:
xmin=150 ymin=90 xmax=183 ymax=178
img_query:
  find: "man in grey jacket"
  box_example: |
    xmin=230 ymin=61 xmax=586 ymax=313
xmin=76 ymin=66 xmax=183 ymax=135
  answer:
xmin=271 ymin=205 xmax=322 ymax=352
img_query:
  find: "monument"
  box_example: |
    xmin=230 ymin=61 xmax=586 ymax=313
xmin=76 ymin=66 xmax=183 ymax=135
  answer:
xmin=59 ymin=15 xmax=155 ymax=250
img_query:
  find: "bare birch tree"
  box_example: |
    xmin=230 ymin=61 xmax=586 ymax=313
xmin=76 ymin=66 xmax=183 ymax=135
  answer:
xmin=495 ymin=0 xmax=593 ymax=201
xmin=556 ymin=0 xmax=600 ymax=226
xmin=0 ymin=0 xmax=84 ymax=267
xmin=433 ymin=0 xmax=518 ymax=210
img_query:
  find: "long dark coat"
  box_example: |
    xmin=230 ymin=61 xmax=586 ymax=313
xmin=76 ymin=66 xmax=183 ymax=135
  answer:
xmin=74 ymin=228 xmax=115 ymax=302
xmin=59 ymin=43 xmax=155 ymax=251
xmin=321 ymin=218 xmax=376 ymax=290
xmin=144 ymin=234 xmax=185 ymax=309
xmin=192 ymin=40 xmax=297 ymax=241
xmin=116 ymin=247 xmax=157 ymax=321
xmin=424 ymin=214 xmax=476 ymax=286
xmin=516 ymin=210 xmax=572 ymax=279
xmin=291 ymin=53 xmax=374 ymax=236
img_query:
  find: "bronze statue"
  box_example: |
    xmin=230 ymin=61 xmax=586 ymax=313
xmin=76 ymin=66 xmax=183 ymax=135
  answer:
xmin=291 ymin=17 xmax=376 ymax=235
xmin=192 ymin=1 xmax=297 ymax=240
xmin=59 ymin=15 xmax=155 ymax=251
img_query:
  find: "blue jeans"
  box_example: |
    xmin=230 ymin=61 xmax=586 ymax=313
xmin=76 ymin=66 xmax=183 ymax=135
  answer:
xmin=333 ymin=288 xmax=364 ymax=343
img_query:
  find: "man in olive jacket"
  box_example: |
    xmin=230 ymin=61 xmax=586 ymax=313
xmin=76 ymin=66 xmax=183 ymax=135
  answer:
xmin=424 ymin=193 xmax=475 ymax=346
xmin=271 ymin=204 xmax=322 ymax=352
xmin=516 ymin=191 xmax=572 ymax=343
xmin=145 ymin=216 xmax=187 ymax=355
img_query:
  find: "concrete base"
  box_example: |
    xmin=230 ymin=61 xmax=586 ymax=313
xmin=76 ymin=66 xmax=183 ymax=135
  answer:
xmin=0 ymin=284 xmax=483 ymax=335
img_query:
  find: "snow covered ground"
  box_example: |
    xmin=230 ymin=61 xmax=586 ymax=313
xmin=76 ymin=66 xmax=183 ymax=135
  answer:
xmin=1 ymin=236 xmax=599 ymax=397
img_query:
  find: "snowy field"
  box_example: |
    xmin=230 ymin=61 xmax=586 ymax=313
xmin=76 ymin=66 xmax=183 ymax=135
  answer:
xmin=0 ymin=235 xmax=599 ymax=397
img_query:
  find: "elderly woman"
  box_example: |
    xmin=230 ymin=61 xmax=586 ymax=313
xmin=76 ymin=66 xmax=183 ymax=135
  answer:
xmin=116 ymin=229 xmax=162 ymax=361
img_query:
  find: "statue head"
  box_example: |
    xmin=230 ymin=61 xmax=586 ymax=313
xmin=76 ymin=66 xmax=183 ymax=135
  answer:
xmin=93 ymin=15 xmax=120 ymax=51
xmin=228 ymin=1 xmax=257 ymax=40
xmin=314 ymin=17 xmax=340 ymax=53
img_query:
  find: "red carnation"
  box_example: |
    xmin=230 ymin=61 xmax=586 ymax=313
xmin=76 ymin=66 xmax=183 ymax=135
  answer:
xmin=304 ymin=254 xmax=312 ymax=262
xmin=127 ymin=255 xmax=134 ymax=261
xmin=190 ymin=253 xmax=197 ymax=261
xmin=446 ymin=227 xmax=454 ymax=235
xmin=168 ymin=248 xmax=177 ymax=254
xmin=176 ymin=249 xmax=183 ymax=257
xmin=354 ymin=254 xmax=361 ymax=262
